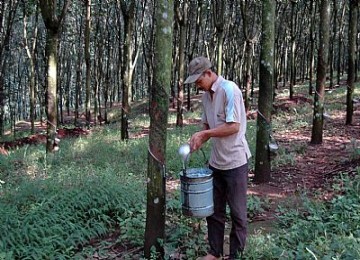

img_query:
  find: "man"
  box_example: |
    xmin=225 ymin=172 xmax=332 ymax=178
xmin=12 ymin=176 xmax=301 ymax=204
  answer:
xmin=184 ymin=56 xmax=251 ymax=260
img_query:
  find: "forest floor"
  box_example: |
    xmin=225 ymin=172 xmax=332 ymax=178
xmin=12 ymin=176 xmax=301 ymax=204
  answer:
xmin=246 ymin=106 xmax=360 ymax=234
xmin=0 ymin=87 xmax=360 ymax=258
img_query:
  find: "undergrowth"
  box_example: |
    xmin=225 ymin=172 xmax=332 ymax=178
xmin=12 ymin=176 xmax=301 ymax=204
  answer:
xmin=163 ymin=189 xmax=266 ymax=259
xmin=246 ymin=171 xmax=360 ymax=259
xmin=0 ymin=120 xmax=265 ymax=260
xmin=0 ymin=129 xmax=148 ymax=259
xmin=0 ymin=83 xmax=358 ymax=259
xmin=0 ymin=171 xmax=145 ymax=259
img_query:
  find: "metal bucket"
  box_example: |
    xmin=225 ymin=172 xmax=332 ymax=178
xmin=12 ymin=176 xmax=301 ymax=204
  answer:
xmin=180 ymin=167 xmax=213 ymax=218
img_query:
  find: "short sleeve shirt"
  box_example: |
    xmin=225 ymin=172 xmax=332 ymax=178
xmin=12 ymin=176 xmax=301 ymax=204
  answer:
xmin=201 ymin=76 xmax=251 ymax=170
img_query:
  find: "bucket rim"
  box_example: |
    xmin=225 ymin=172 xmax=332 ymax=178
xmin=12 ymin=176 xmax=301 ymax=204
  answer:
xmin=180 ymin=167 xmax=212 ymax=178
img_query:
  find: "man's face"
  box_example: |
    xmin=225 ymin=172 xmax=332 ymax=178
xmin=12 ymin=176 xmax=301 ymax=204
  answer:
xmin=195 ymin=70 xmax=211 ymax=91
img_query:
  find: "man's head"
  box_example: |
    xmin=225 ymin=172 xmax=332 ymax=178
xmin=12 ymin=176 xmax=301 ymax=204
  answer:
xmin=184 ymin=56 xmax=212 ymax=84
xmin=184 ymin=56 xmax=217 ymax=91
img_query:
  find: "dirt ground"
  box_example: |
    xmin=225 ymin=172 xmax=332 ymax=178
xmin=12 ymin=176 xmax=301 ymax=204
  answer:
xmin=251 ymin=108 xmax=360 ymax=196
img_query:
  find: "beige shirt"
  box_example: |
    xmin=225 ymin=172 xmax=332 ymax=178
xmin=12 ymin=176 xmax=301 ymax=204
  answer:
xmin=201 ymin=76 xmax=251 ymax=170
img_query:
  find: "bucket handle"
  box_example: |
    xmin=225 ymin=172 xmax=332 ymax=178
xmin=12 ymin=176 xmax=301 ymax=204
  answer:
xmin=182 ymin=148 xmax=208 ymax=176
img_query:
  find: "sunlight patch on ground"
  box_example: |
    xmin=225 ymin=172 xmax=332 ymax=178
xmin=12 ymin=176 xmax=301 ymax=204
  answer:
xmin=247 ymin=189 xmax=286 ymax=199
xmin=166 ymin=179 xmax=180 ymax=192
xmin=248 ymin=183 xmax=286 ymax=199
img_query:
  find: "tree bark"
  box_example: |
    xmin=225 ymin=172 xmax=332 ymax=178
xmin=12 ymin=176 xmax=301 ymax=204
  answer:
xmin=240 ymin=1 xmax=258 ymax=112
xmin=254 ymin=0 xmax=275 ymax=183
xmin=120 ymin=0 xmax=136 ymax=140
xmin=289 ymin=0 xmax=297 ymax=100
xmin=308 ymin=0 xmax=317 ymax=95
xmin=212 ymin=1 xmax=225 ymax=74
xmin=175 ymin=0 xmax=188 ymax=127
xmin=311 ymin=0 xmax=330 ymax=144
xmin=186 ymin=1 xmax=202 ymax=111
xmin=23 ymin=4 xmax=39 ymax=134
xmin=346 ymin=0 xmax=359 ymax=125
xmin=337 ymin=2 xmax=346 ymax=85
xmin=38 ymin=0 xmax=71 ymax=153
xmin=84 ymin=0 xmax=91 ymax=126
xmin=45 ymin=30 xmax=59 ymax=153
xmin=0 ymin=0 xmax=19 ymax=136
xmin=329 ymin=0 xmax=337 ymax=88
xmin=144 ymin=1 xmax=173 ymax=258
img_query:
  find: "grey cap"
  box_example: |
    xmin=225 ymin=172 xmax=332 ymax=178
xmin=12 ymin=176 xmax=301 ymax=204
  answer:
xmin=184 ymin=56 xmax=212 ymax=84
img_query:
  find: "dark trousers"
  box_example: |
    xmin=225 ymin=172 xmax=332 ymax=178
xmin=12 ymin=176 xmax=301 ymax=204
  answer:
xmin=207 ymin=163 xmax=248 ymax=258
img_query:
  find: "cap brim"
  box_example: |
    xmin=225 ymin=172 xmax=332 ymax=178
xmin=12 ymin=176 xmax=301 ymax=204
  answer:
xmin=184 ymin=73 xmax=202 ymax=84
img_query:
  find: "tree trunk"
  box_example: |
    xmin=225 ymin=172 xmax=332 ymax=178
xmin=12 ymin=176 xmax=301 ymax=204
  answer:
xmin=144 ymin=0 xmax=173 ymax=258
xmin=38 ymin=0 xmax=70 ymax=153
xmin=309 ymin=0 xmax=317 ymax=95
xmin=283 ymin=37 xmax=288 ymax=90
xmin=289 ymin=0 xmax=297 ymax=100
xmin=337 ymin=2 xmax=346 ymax=85
xmin=58 ymin=59 xmax=64 ymax=124
xmin=85 ymin=0 xmax=91 ymax=126
xmin=240 ymin=1 xmax=258 ymax=112
xmin=65 ymin=59 xmax=71 ymax=117
xmin=45 ymin=30 xmax=59 ymax=153
xmin=254 ymin=0 xmax=275 ymax=183
xmin=186 ymin=1 xmax=202 ymax=111
xmin=311 ymin=0 xmax=330 ymax=144
xmin=0 ymin=0 xmax=19 ymax=136
xmin=120 ymin=0 xmax=136 ymax=140
xmin=244 ymin=40 xmax=253 ymax=112
xmin=103 ymin=17 xmax=113 ymax=124
xmin=212 ymin=1 xmax=225 ymax=74
xmin=175 ymin=0 xmax=188 ymax=127
xmin=23 ymin=5 xmax=38 ymax=134
xmin=329 ymin=0 xmax=337 ymax=88
xmin=170 ymin=18 xmax=179 ymax=110
xmin=346 ymin=0 xmax=359 ymax=125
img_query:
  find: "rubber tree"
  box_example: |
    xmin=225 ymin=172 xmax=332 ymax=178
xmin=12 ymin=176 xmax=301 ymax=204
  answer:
xmin=74 ymin=10 xmax=83 ymax=126
xmin=254 ymin=0 xmax=275 ymax=183
xmin=329 ymin=0 xmax=337 ymax=88
xmin=84 ymin=0 xmax=91 ymax=126
xmin=119 ymin=0 xmax=136 ymax=140
xmin=0 ymin=0 xmax=20 ymax=136
xmin=175 ymin=0 xmax=188 ymax=127
xmin=38 ymin=0 xmax=71 ymax=153
xmin=240 ymin=1 xmax=259 ymax=112
xmin=289 ymin=0 xmax=298 ymax=100
xmin=185 ymin=0 xmax=202 ymax=111
xmin=144 ymin=0 xmax=173 ymax=258
xmin=308 ymin=0 xmax=317 ymax=95
xmin=346 ymin=0 xmax=359 ymax=125
xmin=212 ymin=1 xmax=225 ymax=74
xmin=311 ymin=0 xmax=330 ymax=144
xmin=337 ymin=2 xmax=347 ymax=85
xmin=23 ymin=3 xmax=39 ymax=134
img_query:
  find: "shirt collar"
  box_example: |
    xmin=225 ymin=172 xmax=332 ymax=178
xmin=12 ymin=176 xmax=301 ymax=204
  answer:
xmin=210 ymin=75 xmax=223 ymax=93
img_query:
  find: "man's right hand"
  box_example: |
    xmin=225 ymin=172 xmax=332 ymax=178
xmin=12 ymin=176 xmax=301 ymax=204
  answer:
xmin=190 ymin=131 xmax=210 ymax=152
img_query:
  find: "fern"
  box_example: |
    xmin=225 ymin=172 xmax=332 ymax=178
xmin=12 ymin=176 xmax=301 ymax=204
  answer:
xmin=0 ymin=171 xmax=145 ymax=259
